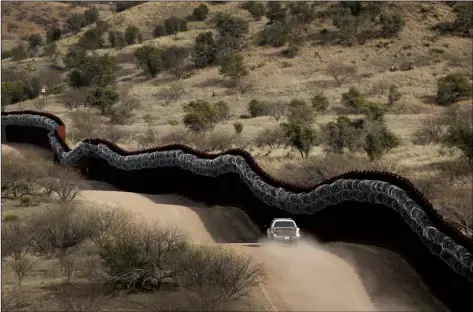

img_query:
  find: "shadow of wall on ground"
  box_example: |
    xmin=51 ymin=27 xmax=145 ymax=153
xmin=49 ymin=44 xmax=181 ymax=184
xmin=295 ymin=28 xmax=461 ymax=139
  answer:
xmin=2 ymin=111 xmax=473 ymax=312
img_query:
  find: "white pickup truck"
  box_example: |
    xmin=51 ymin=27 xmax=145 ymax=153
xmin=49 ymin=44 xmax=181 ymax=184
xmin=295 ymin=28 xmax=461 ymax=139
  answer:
xmin=266 ymin=218 xmax=301 ymax=245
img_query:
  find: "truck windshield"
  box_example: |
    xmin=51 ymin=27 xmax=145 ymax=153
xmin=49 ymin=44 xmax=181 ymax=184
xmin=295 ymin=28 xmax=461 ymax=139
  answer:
xmin=274 ymin=221 xmax=296 ymax=228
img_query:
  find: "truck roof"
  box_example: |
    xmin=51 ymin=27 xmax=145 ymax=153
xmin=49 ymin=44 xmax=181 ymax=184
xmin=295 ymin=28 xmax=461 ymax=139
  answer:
xmin=272 ymin=218 xmax=295 ymax=221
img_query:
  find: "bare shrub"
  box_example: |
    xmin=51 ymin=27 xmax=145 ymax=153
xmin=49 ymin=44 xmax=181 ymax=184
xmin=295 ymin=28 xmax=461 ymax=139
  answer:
xmin=85 ymin=206 xmax=132 ymax=248
xmin=27 ymin=202 xmax=90 ymax=256
xmin=254 ymin=126 xmax=287 ymax=149
xmin=37 ymin=167 xmax=81 ymax=202
xmin=157 ymin=83 xmax=184 ymax=107
xmin=100 ymin=224 xmax=188 ymax=292
xmin=412 ymin=116 xmax=447 ymax=145
xmin=59 ymin=254 xmax=77 ymax=282
xmin=143 ymin=113 xmax=154 ymax=127
xmin=1 ymin=151 xmax=47 ymax=199
xmin=69 ymin=110 xmax=104 ymax=142
xmin=50 ymin=283 xmax=108 ymax=312
xmin=60 ymin=88 xmax=89 ymax=110
xmin=136 ymin=128 xmax=160 ymax=149
xmin=1 ymin=287 xmax=28 ymax=312
xmin=178 ymin=245 xmax=265 ymax=311
xmin=103 ymin=124 xmax=128 ymax=144
xmin=327 ymin=63 xmax=357 ymax=87
xmin=10 ymin=256 xmax=35 ymax=286
xmin=266 ymin=101 xmax=287 ymax=123
xmin=202 ymin=131 xmax=236 ymax=152
xmin=1 ymin=221 xmax=31 ymax=260
xmin=159 ymin=128 xmax=189 ymax=145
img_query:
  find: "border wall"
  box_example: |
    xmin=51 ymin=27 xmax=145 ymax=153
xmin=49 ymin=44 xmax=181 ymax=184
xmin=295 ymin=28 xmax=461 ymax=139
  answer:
xmin=2 ymin=110 xmax=472 ymax=311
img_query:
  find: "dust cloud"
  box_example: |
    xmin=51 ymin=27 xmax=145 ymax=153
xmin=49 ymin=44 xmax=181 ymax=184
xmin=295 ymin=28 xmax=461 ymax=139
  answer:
xmin=253 ymin=236 xmax=445 ymax=311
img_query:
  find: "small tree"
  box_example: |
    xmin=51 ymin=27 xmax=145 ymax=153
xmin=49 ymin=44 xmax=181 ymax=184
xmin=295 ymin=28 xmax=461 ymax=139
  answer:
xmin=248 ymin=99 xmax=267 ymax=117
xmin=254 ymin=126 xmax=287 ymax=149
xmin=134 ymin=45 xmax=163 ymax=78
xmin=125 ymin=26 xmax=140 ymax=45
xmin=322 ymin=116 xmax=363 ymax=154
xmin=341 ymin=87 xmax=364 ymax=111
xmin=282 ymin=121 xmax=317 ymax=158
xmin=387 ymin=84 xmax=402 ymax=107
xmin=287 ymin=99 xmax=315 ymax=125
xmin=379 ymin=11 xmax=405 ymax=38
xmin=109 ymin=31 xmax=126 ymax=49
xmin=157 ymin=83 xmax=184 ymax=106
xmin=311 ymin=92 xmax=330 ymax=115
xmin=85 ymin=206 xmax=132 ymax=248
xmin=332 ymin=8 xmax=358 ymax=46
xmin=364 ymin=123 xmax=399 ymax=161
xmin=327 ymin=63 xmax=357 ymax=87
xmin=11 ymin=43 xmax=28 ymax=61
xmin=266 ymin=1 xmax=287 ymax=24
xmin=219 ymin=53 xmax=248 ymax=81
xmin=215 ymin=101 xmax=230 ymax=121
xmin=436 ymin=73 xmax=472 ymax=106
xmin=87 ymin=87 xmax=120 ymax=115
xmin=193 ymin=32 xmax=218 ymax=68
xmin=247 ymin=2 xmax=266 ymax=21
xmin=215 ymin=13 xmax=249 ymax=52
xmin=78 ymin=27 xmax=105 ymax=50
xmin=164 ymin=16 xmax=188 ymax=35
xmin=192 ymin=4 xmax=209 ymax=21
xmin=83 ymin=7 xmax=99 ymax=26
xmin=182 ymin=100 xmax=219 ymax=132
xmin=27 ymin=34 xmax=43 ymax=50
xmin=153 ymin=24 xmax=167 ymax=38
xmin=233 ymin=122 xmax=243 ymax=137
xmin=10 ymin=257 xmax=35 ymax=286
xmin=442 ymin=116 xmax=473 ymax=161
xmin=257 ymin=20 xmax=291 ymax=47
xmin=46 ymin=24 xmax=62 ymax=43
xmin=66 ymin=13 xmax=85 ymax=34
xmin=266 ymin=101 xmax=287 ymax=123
xmin=161 ymin=46 xmax=189 ymax=79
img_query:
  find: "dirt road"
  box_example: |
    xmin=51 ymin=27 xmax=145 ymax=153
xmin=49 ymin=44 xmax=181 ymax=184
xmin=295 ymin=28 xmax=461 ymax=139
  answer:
xmin=2 ymin=143 xmax=446 ymax=311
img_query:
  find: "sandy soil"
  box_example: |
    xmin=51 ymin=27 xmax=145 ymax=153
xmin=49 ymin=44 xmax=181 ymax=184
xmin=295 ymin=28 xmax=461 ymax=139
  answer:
xmin=2 ymin=143 xmax=446 ymax=311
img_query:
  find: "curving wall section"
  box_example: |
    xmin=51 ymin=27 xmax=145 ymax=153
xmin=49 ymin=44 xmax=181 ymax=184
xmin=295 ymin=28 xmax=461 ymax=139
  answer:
xmin=2 ymin=110 xmax=473 ymax=311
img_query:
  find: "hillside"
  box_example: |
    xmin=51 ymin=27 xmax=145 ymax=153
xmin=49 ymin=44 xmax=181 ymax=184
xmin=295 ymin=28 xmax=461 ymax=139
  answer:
xmin=1 ymin=1 xmax=472 ymax=230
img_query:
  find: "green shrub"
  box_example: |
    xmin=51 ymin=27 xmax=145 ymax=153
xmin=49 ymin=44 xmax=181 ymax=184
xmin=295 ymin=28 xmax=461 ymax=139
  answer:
xmin=436 ymin=73 xmax=472 ymax=106
xmin=46 ymin=24 xmax=62 ymax=43
xmin=67 ymin=53 xmax=118 ymax=88
xmin=109 ymin=31 xmax=126 ymax=49
xmin=233 ymin=121 xmax=243 ymax=136
xmin=247 ymin=2 xmax=266 ymax=20
xmin=248 ymin=99 xmax=267 ymax=117
xmin=257 ymin=21 xmax=291 ymax=47
xmin=11 ymin=43 xmax=28 ymax=61
xmin=364 ymin=123 xmax=399 ymax=161
xmin=125 ymin=26 xmax=140 ymax=45
xmin=86 ymin=87 xmax=120 ymax=115
xmin=164 ymin=16 xmax=187 ymax=35
xmin=193 ymin=32 xmax=218 ymax=68
xmin=266 ymin=1 xmax=287 ymax=23
xmin=3 ymin=214 xmax=19 ymax=222
xmin=66 ymin=13 xmax=85 ymax=34
xmin=134 ymin=45 xmax=163 ymax=78
xmin=215 ymin=100 xmax=230 ymax=121
xmin=379 ymin=11 xmax=405 ymax=38
xmin=192 ymin=4 xmax=209 ymax=21
xmin=83 ymin=7 xmax=99 ymax=26
xmin=311 ymin=92 xmax=330 ymax=114
xmin=282 ymin=43 xmax=299 ymax=58
xmin=219 ymin=53 xmax=248 ymax=79
xmin=182 ymin=100 xmax=219 ymax=132
xmin=322 ymin=116 xmax=363 ymax=153
xmin=153 ymin=24 xmax=167 ymax=38
xmin=282 ymin=121 xmax=317 ymax=158
xmin=27 ymin=34 xmax=43 ymax=50
xmin=78 ymin=27 xmax=106 ymax=50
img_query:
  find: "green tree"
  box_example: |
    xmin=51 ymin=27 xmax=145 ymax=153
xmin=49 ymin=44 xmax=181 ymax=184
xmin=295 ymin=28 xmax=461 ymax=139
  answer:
xmin=341 ymin=87 xmax=364 ymax=111
xmin=83 ymin=7 xmax=99 ymax=26
xmin=322 ymin=116 xmax=362 ymax=153
xmin=379 ymin=11 xmax=405 ymax=38
xmin=2 ymin=82 xmax=28 ymax=105
xmin=215 ymin=13 xmax=249 ymax=57
xmin=125 ymin=26 xmax=140 ymax=45
xmin=248 ymin=99 xmax=267 ymax=117
xmin=215 ymin=100 xmax=230 ymax=121
xmin=311 ymin=92 xmax=330 ymax=114
xmin=109 ymin=31 xmax=126 ymax=49
xmin=161 ymin=46 xmax=189 ymax=79
xmin=153 ymin=24 xmax=167 ymax=38
xmin=67 ymin=52 xmax=117 ymax=88
xmin=282 ymin=122 xmax=317 ymax=158
xmin=233 ymin=121 xmax=243 ymax=136
xmin=46 ymin=24 xmax=61 ymax=43
xmin=436 ymin=73 xmax=473 ymax=106
xmin=266 ymin=1 xmax=287 ymax=24
xmin=363 ymin=123 xmax=399 ymax=161
xmin=193 ymin=32 xmax=218 ymax=68
xmin=192 ymin=4 xmax=209 ymax=21
xmin=257 ymin=20 xmax=291 ymax=47
xmin=86 ymin=87 xmax=119 ymax=115
xmin=134 ymin=45 xmax=163 ymax=78
xmin=247 ymin=2 xmax=266 ymax=21
xmin=219 ymin=54 xmax=248 ymax=80
xmin=27 ymin=34 xmax=43 ymax=50
xmin=66 ymin=13 xmax=85 ymax=34
xmin=442 ymin=116 xmax=473 ymax=161
xmin=332 ymin=8 xmax=358 ymax=46
xmin=78 ymin=26 xmax=106 ymax=50
xmin=287 ymin=99 xmax=315 ymax=125
xmin=164 ymin=16 xmax=187 ymax=35
xmin=182 ymin=100 xmax=219 ymax=132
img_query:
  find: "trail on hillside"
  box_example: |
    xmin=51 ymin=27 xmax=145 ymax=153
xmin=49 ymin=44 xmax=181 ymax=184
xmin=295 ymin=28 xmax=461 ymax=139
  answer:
xmin=2 ymin=143 xmax=446 ymax=311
